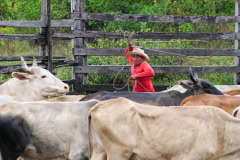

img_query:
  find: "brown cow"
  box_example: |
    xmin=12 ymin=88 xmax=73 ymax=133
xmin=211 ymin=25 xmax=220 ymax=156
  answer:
xmin=180 ymin=94 xmax=240 ymax=114
xmin=224 ymin=88 xmax=240 ymax=96
xmin=88 ymin=97 xmax=240 ymax=160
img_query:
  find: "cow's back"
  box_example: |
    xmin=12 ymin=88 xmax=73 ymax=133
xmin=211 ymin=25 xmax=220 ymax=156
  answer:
xmin=82 ymin=90 xmax=185 ymax=106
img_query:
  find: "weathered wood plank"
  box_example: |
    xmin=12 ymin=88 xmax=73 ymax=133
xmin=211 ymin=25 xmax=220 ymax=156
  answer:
xmin=75 ymin=13 xmax=240 ymax=24
xmin=74 ymin=65 xmax=240 ymax=73
xmin=235 ymin=0 xmax=240 ymax=84
xmin=73 ymin=31 xmax=240 ymax=40
xmin=0 ymin=65 xmax=22 ymax=74
xmin=47 ymin=0 xmax=53 ymax=73
xmin=73 ymin=84 xmax=169 ymax=92
xmin=0 ymin=56 xmax=65 ymax=61
xmin=40 ymin=0 xmax=48 ymax=57
xmin=0 ymin=34 xmax=44 ymax=40
xmin=53 ymin=33 xmax=74 ymax=39
xmin=0 ymin=21 xmax=46 ymax=27
xmin=1 ymin=31 xmax=235 ymax=41
xmin=52 ymin=20 xmax=74 ymax=27
xmin=71 ymin=0 xmax=88 ymax=89
xmin=73 ymin=48 xmax=240 ymax=56
xmin=63 ymin=79 xmax=76 ymax=85
xmin=53 ymin=60 xmax=79 ymax=67
xmin=0 ymin=20 xmax=74 ymax=27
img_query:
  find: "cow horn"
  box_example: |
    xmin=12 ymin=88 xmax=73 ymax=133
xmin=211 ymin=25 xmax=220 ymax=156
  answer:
xmin=193 ymin=71 xmax=199 ymax=81
xmin=21 ymin=57 xmax=33 ymax=74
xmin=32 ymin=57 xmax=37 ymax=67
xmin=189 ymin=67 xmax=197 ymax=84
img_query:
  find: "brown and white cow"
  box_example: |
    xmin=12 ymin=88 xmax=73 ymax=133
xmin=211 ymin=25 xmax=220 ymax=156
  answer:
xmin=0 ymin=100 xmax=99 ymax=160
xmin=88 ymin=97 xmax=240 ymax=160
xmin=180 ymin=94 xmax=240 ymax=115
xmin=0 ymin=57 xmax=69 ymax=101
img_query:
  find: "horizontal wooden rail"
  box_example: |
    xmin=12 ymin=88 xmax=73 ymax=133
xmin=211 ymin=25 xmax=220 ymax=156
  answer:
xmin=73 ymin=84 xmax=169 ymax=92
xmin=75 ymin=13 xmax=240 ymax=24
xmin=74 ymin=65 xmax=240 ymax=73
xmin=0 ymin=21 xmax=46 ymax=27
xmin=73 ymin=48 xmax=240 ymax=56
xmin=2 ymin=64 xmax=238 ymax=74
xmin=1 ymin=32 xmax=239 ymax=41
xmin=0 ymin=65 xmax=26 ymax=74
xmin=73 ymin=31 xmax=240 ymax=40
xmin=1 ymin=14 xmax=238 ymax=28
xmin=51 ymin=20 xmax=74 ymax=27
xmin=0 ymin=34 xmax=44 ymax=40
xmin=0 ymin=20 xmax=74 ymax=27
xmin=0 ymin=56 xmax=66 ymax=61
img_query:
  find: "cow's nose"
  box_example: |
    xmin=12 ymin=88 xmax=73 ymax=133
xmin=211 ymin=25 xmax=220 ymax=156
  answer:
xmin=64 ymin=85 xmax=69 ymax=91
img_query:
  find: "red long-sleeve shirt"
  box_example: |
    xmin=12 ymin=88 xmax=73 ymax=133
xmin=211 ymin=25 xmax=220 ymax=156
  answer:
xmin=124 ymin=48 xmax=155 ymax=92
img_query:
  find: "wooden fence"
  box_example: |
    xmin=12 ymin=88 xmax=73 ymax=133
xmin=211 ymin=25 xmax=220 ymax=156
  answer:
xmin=1 ymin=0 xmax=240 ymax=93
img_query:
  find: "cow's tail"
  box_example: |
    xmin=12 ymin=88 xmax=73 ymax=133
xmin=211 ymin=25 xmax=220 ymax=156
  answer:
xmin=88 ymin=112 xmax=93 ymax=159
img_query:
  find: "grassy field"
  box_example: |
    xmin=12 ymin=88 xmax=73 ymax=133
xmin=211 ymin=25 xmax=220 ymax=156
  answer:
xmin=0 ymin=39 xmax=236 ymax=90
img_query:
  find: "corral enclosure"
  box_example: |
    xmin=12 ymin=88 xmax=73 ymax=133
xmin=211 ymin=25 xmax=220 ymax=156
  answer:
xmin=0 ymin=0 xmax=240 ymax=94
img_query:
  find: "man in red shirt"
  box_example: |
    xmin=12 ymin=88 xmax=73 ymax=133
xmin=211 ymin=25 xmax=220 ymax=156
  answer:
xmin=124 ymin=42 xmax=155 ymax=92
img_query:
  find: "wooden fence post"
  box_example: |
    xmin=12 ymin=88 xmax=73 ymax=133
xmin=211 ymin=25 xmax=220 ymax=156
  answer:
xmin=71 ymin=0 xmax=88 ymax=92
xmin=234 ymin=0 xmax=240 ymax=84
xmin=47 ymin=0 xmax=53 ymax=73
xmin=40 ymin=0 xmax=47 ymax=57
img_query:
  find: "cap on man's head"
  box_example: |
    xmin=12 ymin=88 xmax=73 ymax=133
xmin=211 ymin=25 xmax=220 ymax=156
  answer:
xmin=127 ymin=48 xmax=149 ymax=61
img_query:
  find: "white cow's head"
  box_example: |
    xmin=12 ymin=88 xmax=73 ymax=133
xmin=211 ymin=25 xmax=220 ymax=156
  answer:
xmin=0 ymin=57 xmax=69 ymax=101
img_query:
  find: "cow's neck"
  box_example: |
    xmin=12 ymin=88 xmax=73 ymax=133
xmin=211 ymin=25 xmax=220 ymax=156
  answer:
xmin=0 ymin=78 xmax=46 ymax=101
xmin=216 ymin=116 xmax=240 ymax=159
xmin=181 ymin=89 xmax=196 ymax=99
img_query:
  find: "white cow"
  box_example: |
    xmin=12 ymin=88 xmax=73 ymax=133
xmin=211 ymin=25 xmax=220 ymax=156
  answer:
xmin=89 ymin=97 xmax=240 ymax=160
xmin=0 ymin=100 xmax=99 ymax=160
xmin=0 ymin=57 xmax=69 ymax=101
xmin=0 ymin=96 xmax=13 ymax=104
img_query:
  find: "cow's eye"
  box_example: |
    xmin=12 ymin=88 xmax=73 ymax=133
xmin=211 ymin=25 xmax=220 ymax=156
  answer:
xmin=203 ymin=83 xmax=210 ymax=88
xmin=41 ymin=75 xmax=47 ymax=78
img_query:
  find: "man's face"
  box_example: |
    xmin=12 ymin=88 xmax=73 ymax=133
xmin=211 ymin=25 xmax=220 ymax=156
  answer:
xmin=132 ymin=55 xmax=144 ymax=66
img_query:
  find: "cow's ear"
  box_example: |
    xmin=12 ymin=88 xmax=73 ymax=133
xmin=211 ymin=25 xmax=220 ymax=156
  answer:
xmin=12 ymin=72 xmax=31 ymax=80
xmin=179 ymin=80 xmax=193 ymax=89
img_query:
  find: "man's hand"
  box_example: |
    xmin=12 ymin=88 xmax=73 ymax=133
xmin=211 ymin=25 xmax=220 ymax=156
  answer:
xmin=128 ymin=41 xmax=134 ymax=49
xmin=130 ymin=75 xmax=137 ymax=80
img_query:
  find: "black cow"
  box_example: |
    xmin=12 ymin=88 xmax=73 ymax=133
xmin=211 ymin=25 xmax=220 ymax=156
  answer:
xmin=80 ymin=69 xmax=223 ymax=106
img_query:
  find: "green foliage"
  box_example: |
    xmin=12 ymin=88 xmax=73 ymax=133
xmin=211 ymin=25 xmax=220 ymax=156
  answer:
xmin=0 ymin=0 xmax=238 ymax=87
xmin=15 ymin=0 xmax=41 ymax=20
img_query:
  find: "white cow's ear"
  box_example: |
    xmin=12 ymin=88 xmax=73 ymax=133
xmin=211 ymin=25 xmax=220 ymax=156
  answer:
xmin=12 ymin=72 xmax=32 ymax=80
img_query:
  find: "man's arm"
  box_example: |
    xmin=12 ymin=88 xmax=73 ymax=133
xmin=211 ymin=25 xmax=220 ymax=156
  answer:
xmin=134 ymin=62 xmax=155 ymax=79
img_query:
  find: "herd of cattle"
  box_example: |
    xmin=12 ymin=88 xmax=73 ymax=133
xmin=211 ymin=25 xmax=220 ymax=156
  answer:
xmin=2 ymin=58 xmax=240 ymax=159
